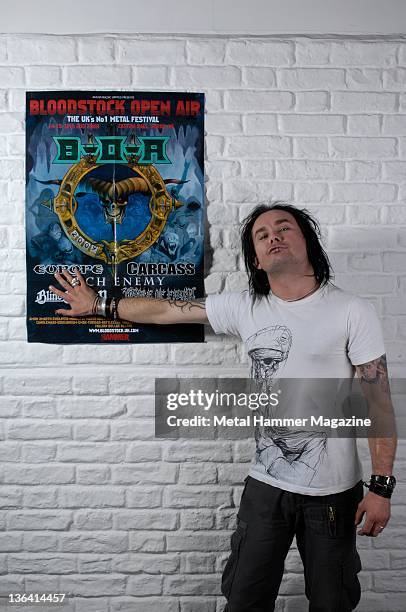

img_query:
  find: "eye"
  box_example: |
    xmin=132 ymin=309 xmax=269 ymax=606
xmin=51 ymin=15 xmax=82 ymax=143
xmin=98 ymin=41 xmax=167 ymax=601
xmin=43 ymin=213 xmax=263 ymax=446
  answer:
xmin=258 ymin=233 xmax=268 ymax=241
xmin=279 ymin=226 xmax=289 ymax=232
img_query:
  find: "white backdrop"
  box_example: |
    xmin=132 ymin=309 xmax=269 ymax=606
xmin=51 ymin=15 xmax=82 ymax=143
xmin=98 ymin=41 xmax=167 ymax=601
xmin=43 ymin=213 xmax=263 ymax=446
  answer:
xmin=0 ymin=6 xmax=405 ymax=612
xmin=2 ymin=0 xmax=406 ymax=35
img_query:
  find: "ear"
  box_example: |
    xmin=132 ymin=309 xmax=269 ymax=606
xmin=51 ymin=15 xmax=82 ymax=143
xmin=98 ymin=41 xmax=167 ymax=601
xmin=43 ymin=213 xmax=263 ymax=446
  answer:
xmin=253 ymin=257 xmax=261 ymax=270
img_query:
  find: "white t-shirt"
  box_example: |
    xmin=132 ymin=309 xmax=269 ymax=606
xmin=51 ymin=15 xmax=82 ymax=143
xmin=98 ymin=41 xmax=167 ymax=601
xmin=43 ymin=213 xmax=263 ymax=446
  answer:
xmin=206 ymin=283 xmax=385 ymax=495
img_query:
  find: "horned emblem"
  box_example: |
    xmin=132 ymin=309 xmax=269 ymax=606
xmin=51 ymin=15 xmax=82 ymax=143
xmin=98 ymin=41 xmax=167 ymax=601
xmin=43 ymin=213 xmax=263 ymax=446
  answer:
xmin=35 ymin=176 xmax=185 ymax=226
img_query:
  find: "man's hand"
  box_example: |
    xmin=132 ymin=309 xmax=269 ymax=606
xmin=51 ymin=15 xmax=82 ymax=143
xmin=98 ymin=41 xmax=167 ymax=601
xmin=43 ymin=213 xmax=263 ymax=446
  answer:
xmin=353 ymin=354 xmax=396 ymax=538
xmin=49 ymin=268 xmax=209 ymax=324
xmin=355 ymin=490 xmax=391 ymax=537
xmin=49 ymin=268 xmax=97 ymax=316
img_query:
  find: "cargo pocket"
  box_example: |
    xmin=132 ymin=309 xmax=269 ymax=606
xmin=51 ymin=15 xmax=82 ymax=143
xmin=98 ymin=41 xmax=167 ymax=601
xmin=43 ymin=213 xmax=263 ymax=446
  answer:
xmin=305 ymin=503 xmax=357 ymax=539
xmin=221 ymin=518 xmax=247 ymax=599
xmin=304 ymin=505 xmax=330 ymax=537
xmin=340 ymin=553 xmax=362 ymax=610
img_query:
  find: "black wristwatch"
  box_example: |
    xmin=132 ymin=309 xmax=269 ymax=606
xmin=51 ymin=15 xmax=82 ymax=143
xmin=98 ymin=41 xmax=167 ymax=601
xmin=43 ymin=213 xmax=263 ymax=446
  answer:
xmin=363 ymin=475 xmax=396 ymax=499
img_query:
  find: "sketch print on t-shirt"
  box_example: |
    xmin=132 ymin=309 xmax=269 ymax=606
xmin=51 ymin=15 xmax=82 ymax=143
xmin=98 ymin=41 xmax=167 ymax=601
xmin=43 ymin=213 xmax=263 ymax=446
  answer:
xmin=206 ymin=284 xmax=385 ymax=493
xmin=248 ymin=325 xmax=292 ymax=382
xmin=247 ymin=325 xmax=327 ymax=486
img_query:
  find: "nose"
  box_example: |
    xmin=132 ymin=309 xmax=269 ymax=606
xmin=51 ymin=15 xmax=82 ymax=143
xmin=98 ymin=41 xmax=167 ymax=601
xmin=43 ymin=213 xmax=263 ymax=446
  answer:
xmin=268 ymin=230 xmax=281 ymax=244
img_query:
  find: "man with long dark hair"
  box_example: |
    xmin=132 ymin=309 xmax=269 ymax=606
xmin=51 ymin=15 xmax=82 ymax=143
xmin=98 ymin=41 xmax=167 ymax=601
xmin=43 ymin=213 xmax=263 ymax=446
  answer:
xmin=240 ymin=202 xmax=332 ymax=299
xmin=50 ymin=202 xmax=397 ymax=611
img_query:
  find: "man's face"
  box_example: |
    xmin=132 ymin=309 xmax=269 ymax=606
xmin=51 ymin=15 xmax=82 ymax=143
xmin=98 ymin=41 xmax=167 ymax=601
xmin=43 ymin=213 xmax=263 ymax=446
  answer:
xmin=251 ymin=210 xmax=309 ymax=275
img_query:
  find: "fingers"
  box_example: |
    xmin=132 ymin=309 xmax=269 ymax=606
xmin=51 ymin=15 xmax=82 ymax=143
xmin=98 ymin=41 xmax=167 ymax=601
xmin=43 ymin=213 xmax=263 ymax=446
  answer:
xmin=72 ymin=267 xmax=84 ymax=282
xmin=59 ymin=268 xmax=74 ymax=283
xmin=371 ymin=524 xmax=384 ymax=537
xmin=354 ymin=505 xmax=364 ymax=526
xmin=358 ymin=519 xmax=374 ymax=536
xmin=358 ymin=516 xmax=389 ymax=536
xmin=50 ymin=286 xmax=75 ymax=315
xmin=55 ymin=268 xmax=86 ymax=292
xmin=358 ymin=520 xmax=387 ymax=537
xmin=55 ymin=308 xmax=75 ymax=316
xmin=49 ymin=285 xmax=73 ymax=303
xmin=54 ymin=272 xmax=72 ymax=291
xmin=49 ymin=269 xmax=95 ymax=318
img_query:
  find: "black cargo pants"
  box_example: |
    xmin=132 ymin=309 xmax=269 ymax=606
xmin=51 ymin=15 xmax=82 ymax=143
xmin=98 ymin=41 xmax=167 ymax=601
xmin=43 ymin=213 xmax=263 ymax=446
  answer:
xmin=222 ymin=476 xmax=364 ymax=612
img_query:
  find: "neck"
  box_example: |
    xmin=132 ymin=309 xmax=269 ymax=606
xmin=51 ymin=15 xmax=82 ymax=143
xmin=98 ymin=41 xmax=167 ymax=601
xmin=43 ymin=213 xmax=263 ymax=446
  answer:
xmin=267 ymin=268 xmax=319 ymax=301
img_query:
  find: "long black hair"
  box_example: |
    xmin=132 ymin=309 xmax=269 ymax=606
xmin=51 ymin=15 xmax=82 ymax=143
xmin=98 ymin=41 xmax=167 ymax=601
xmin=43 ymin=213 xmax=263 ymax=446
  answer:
xmin=240 ymin=202 xmax=333 ymax=300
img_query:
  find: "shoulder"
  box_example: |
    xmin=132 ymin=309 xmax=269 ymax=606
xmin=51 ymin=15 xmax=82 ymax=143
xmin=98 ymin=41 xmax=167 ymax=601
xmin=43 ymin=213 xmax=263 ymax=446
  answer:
xmin=205 ymin=290 xmax=253 ymax=336
xmin=322 ymin=283 xmax=376 ymax=312
xmin=206 ymin=289 xmax=251 ymax=309
xmin=322 ymin=282 xmax=354 ymax=303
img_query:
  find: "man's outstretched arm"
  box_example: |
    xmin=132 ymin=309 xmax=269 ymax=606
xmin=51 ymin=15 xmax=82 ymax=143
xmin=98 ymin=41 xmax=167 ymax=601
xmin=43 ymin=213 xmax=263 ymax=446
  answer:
xmin=49 ymin=268 xmax=209 ymax=325
xmin=354 ymin=353 xmax=397 ymax=537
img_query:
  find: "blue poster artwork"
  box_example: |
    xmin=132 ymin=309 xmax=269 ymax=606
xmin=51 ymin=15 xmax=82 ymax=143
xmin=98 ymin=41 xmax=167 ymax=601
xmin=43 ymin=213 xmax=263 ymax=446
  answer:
xmin=26 ymin=91 xmax=205 ymax=344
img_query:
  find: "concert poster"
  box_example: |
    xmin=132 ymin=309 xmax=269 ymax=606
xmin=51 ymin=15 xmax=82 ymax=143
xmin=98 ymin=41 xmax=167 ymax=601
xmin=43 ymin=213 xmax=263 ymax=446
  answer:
xmin=25 ymin=91 xmax=205 ymax=344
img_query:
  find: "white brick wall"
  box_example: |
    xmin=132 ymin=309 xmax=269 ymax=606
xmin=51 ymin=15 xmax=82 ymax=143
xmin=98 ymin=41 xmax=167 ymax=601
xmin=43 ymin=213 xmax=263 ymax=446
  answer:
xmin=0 ymin=34 xmax=405 ymax=612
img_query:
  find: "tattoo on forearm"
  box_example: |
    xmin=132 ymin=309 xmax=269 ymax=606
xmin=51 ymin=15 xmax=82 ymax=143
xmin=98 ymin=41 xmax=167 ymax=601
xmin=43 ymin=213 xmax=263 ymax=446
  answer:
xmin=166 ymin=298 xmax=206 ymax=313
xmin=358 ymin=354 xmax=390 ymax=394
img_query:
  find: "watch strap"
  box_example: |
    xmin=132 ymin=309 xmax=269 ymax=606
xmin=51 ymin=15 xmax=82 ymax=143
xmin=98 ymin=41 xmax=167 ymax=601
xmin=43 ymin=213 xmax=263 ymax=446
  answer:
xmin=364 ymin=474 xmax=396 ymax=499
